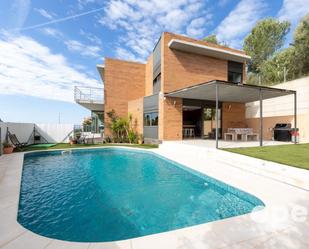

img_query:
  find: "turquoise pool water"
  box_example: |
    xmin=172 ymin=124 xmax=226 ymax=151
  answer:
xmin=18 ymin=148 xmax=264 ymax=242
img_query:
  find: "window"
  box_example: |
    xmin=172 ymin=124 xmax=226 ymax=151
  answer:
xmin=144 ymin=113 xmax=151 ymax=126
xmin=144 ymin=112 xmax=158 ymax=126
xmin=151 ymin=112 xmax=158 ymax=126
xmin=228 ymin=61 xmax=243 ymax=83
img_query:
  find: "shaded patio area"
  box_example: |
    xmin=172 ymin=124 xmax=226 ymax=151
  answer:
xmin=166 ymin=80 xmax=297 ymax=148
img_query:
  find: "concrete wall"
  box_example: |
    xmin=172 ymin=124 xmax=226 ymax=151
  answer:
xmin=0 ymin=122 xmax=34 ymax=145
xmin=104 ymin=58 xmax=146 ymax=136
xmin=245 ymin=76 xmax=309 ymax=142
xmin=36 ymin=123 xmax=74 ymax=143
xmin=0 ymin=122 xmax=74 ymax=154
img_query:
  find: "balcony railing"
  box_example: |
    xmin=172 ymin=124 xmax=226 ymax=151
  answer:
xmin=74 ymin=86 xmax=104 ymax=104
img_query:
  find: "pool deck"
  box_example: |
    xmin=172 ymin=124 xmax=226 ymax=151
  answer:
xmin=0 ymin=145 xmax=309 ymax=249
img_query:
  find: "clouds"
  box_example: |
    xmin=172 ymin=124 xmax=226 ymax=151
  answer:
xmin=2 ymin=0 xmax=31 ymax=30
xmin=64 ymin=39 xmax=101 ymax=58
xmin=80 ymin=29 xmax=102 ymax=45
xmin=216 ymin=0 xmax=267 ymax=48
xmin=34 ymin=8 xmax=57 ymax=20
xmin=278 ymin=0 xmax=309 ymax=25
xmin=0 ymin=32 xmax=101 ymax=103
xmin=100 ymin=0 xmax=211 ymax=62
xmin=40 ymin=27 xmax=102 ymax=58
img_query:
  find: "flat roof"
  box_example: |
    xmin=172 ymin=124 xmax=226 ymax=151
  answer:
xmin=96 ymin=64 xmax=105 ymax=80
xmin=168 ymin=39 xmax=251 ymax=63
xmin=165 ymin=80 xmax=296 ymax=103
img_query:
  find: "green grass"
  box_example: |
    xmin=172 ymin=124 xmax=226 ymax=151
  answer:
xmin=19 ymin=143 xmax=158 ymax=152
xmin=224 ymin=143 xmax=309 ymax=170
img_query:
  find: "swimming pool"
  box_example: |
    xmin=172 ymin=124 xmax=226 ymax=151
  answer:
xmin=18 ymin=148 xmax=264 ymax=242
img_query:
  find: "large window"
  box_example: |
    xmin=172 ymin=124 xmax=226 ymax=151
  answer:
xmin=144 ymin=112 xmax=158 ymax=126
xmin=228 ymin=61 xmax=243 ymax=83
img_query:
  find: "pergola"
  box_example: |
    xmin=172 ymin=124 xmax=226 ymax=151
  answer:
xmin=165 ymin=80 xmax=297 ymax=148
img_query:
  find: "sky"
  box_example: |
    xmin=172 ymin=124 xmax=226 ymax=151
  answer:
xmin=0 ymin=0 xmax=309 ymax=124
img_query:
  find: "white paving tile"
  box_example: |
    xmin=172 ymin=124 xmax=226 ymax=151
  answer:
xmin=132 ymin=226 xmax=228 ymax=249
xmin=46 ymin=240 xmax=90 ymax=249
xmin=1 ymin=231 xmax=52 ymax=249
xmin=88 ymin=240 xmax=131 ymax=249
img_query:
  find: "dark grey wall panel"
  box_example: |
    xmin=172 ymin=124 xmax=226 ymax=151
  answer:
xmin=144 ymin=127 xmax=158 ymax=139
xmin=144 ymin=94 xmax=159 ymax=112
xmin=153 ymin=38 xmax=161 ymax=79
xmin=143 ymin=94 xmax=159 ymax=139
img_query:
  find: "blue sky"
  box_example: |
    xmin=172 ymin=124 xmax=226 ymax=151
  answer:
xmin=0 ymin=0 xmax=308 ymax=124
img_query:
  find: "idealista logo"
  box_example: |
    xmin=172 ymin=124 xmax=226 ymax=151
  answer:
xmin=250 ymin=205 xmax=308 ymax=224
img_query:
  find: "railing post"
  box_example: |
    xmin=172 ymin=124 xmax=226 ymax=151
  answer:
xmin=259 ymin=88 xmax=263 ymax=147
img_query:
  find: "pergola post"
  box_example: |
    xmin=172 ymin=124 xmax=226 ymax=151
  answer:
xmin=294 ymin=92 xmax=297 ymax=144
xmin=215 ymin=83 xmax=219 ymax=149
xmin=259 ymin=88 xmax=263 ymax=146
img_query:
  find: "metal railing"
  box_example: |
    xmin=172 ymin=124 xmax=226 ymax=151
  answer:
xmin=74 ymin=86 xmax=104 ymax=104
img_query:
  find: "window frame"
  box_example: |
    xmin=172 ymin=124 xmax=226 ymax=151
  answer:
xmin=144 ymin=112 xmax=158 ymax=127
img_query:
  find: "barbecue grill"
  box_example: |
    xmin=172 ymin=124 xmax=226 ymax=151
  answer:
xmin=273 ymin=123 xmax=292 ymax=141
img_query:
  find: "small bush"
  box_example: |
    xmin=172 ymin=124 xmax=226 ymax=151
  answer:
xmin=106 ymin=110 xmax=140 ymax=144
xmin=3 ymin=142 xmax=12 ymax=148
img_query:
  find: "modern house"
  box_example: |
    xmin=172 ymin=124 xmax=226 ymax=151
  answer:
xmin=94 ymin=32 xmax=297 ymax=146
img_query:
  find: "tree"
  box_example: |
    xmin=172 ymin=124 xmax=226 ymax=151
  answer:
xmin=203 ymin=34 xmax=219 ymax=44
xmin=259 ymin=47 xmax=295 ymax=85
xmin=243 ymin=18 xmax=290 ymax=73
xmin=293 ymin=13 xmax=309 ymax=76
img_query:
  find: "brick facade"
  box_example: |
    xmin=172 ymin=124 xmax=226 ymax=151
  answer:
xmin=104 ymin=58 xmax=145 ymax=136
xmin=162 ymin=33 xmax=228 ymax=93
xmin=222 ymin=102 xmax=246 ymax=134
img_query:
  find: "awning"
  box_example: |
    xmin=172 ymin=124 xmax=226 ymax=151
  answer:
xmin=168 ymin=39 xmax=251 ymax=63
xmin=165 ymin=80 xmax=295 ymax=103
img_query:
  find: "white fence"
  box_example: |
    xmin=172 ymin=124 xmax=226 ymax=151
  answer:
xmin=0 ymin=122 xmax=74 ymax=154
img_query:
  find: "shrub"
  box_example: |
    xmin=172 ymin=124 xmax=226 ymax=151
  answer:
xmin=106 ymin=110 xmax=140 ymax=144
xmin=3 ymin=142 xmax=12 ymax=148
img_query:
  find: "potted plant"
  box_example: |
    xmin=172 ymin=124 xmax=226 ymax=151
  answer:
xmin=138 ymin=134 xmax=143 ymax=145
xmin=69 ymin=136 xmax=77 ymax=145
xmin=3 ymin=142 xmax=14 ymax=154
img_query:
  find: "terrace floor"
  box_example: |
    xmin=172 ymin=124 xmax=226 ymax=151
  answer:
xmin=177 ymin=138 xmax=290 ymax=148
xmin=0 ymin=145 xmax=309 ymax=249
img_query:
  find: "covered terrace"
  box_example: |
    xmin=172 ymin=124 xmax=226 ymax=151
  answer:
xmin=165 ymin=80 xmax=297 ymax=148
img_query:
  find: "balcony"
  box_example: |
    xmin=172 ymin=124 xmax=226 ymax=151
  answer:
xmin=74 ymin=86 xmax=104 ymax=112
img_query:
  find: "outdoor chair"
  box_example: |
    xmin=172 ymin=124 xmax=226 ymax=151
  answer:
xmin=77 ymin=135 xmax=86 ymax=144
xmin=8 ymin=132 xmax=27 ymax=150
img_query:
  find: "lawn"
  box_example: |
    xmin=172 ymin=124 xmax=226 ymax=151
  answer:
xmin=19 ymin=143 xmax=158 ymax=152
xmin=224 ymin=143 xmax=309 ymax=170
